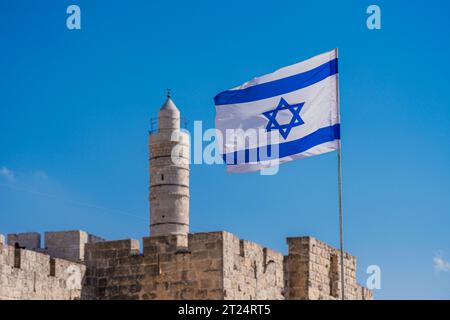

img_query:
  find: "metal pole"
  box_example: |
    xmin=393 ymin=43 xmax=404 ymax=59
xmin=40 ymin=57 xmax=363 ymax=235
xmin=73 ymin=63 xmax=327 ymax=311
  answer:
xmin=337 ymin=141 xmax=345 ymax=300
xmin=335 ymin=48 xmax=345 ymax=300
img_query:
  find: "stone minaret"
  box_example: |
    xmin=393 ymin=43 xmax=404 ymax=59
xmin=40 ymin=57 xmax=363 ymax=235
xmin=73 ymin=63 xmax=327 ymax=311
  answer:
xmin=149 ymin=93 xmax=190 ymax=238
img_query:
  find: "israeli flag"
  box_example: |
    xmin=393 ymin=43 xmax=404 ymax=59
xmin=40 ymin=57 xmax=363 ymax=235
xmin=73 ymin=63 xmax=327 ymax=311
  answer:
xmin=214 ymin=49 xmax=340 ymax=173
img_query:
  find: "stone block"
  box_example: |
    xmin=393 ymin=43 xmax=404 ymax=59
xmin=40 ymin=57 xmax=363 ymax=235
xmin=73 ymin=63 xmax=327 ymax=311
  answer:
xmin=45 ymin=230 xmax=106 ymax=262
xmin=7 ymin=232 xmax=41 ymax=250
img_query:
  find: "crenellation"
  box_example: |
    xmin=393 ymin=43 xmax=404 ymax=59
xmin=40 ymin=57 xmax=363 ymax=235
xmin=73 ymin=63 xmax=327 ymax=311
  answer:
xmin=0 ymin=243 xmax=86 ymax=300
xmin=1 ymin=230 xmax=372 ymax=300
xmin=222 ymin=232 xmax=285 ymax=300
xmin=286 ymin=236 xmax=372 ymax=300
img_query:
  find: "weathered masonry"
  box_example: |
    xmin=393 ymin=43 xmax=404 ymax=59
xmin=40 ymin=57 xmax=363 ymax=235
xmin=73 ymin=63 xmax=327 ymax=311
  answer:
xmin=0 ymin=230 xmax=371 ymax=300
xmin=0 ymin=232 xmax=86 ymax=300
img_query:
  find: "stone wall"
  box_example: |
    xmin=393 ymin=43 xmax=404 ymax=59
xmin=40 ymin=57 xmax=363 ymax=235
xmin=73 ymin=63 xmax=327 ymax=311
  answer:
xmin=84 ymin=232 xmax=224 ymax=300
xmin=5 ymin=230 xmax=104 ymax=263
xmin=45 ymin=230 xmax=104 ymax=262
xmin=0 ymin=230 xmax=372 ymax=300
xmin=222 ymin=232 xmax=285 ymax=299
xmin=83 ymin=232 xmax=372 ymax=300
xmin=140 ymin=232 xmax=224 ymax=299
xmin=7 ymin=232 xmax=41 ymax=250
xmin=0 ymin=242 xmax=85 ymax=300
xmin=84 ymin=231 xmax=292 ymax=300
xmin=286 ymin=236 xmax=373 ymax=300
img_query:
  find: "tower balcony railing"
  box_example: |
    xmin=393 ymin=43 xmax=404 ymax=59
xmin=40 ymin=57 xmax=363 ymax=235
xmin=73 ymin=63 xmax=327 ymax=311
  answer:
xmin=148 ymin=117 xmax=188 ymax=134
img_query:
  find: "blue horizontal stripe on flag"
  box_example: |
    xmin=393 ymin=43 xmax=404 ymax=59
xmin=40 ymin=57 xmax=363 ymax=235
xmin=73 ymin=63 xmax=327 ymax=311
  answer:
xmin=214 ymin=59 xmax=338 ymax=106
xmin=223 ymin=124 xmax=340 ymax=165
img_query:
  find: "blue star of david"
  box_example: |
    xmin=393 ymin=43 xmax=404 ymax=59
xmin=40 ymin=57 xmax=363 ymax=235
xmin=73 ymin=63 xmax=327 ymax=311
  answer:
xmin=262 ymin=98 xmax=305 ymax=139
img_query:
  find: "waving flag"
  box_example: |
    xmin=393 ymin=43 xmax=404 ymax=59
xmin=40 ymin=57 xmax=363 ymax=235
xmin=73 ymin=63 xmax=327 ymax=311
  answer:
xmin=214 ymin=49 xmax=340 ymax=173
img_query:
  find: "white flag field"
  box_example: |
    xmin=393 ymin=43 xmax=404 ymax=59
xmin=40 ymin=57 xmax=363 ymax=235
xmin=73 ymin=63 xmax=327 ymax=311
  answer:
xmin=214 ymin=49 xmax=340 ymax=173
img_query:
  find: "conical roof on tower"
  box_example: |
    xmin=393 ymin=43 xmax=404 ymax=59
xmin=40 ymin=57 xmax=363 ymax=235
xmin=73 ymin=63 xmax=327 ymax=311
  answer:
xmin=160 ymin=96 xmax=179 ymax=112
xmin=158 ymin=90 xmax=180 ymax=131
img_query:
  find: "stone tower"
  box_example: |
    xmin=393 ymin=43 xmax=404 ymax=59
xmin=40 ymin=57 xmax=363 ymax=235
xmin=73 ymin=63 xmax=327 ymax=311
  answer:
xmin=148 ymin=93 xmax=190 ymax=238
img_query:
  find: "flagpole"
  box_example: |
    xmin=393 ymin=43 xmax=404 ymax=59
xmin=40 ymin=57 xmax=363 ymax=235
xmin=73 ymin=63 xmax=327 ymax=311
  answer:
xmin=335 ymin=48 xmax=345 ymax=300
xmin=337 ymin=141 xmax=345 ymax=300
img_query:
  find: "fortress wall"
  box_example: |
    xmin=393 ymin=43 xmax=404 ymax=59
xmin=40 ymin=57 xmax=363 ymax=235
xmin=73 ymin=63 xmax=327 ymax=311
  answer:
xmin=45 ymin=230 xmax=105 ymax=262
xmin=285 ymin=237 xmax=310 ymax=299
xmin=286 ymin=236 xmax=373 ymax=300
xmin=5 ymin=230 xmax=105 ymax=263
xmin=88 ymin=233 xmax=104 ymax=244
xmin=222 ymin=232 xmax=285 ymax=299
xmin=1 ymin=230 xmax=372 ymax=300
xmin=0 ymin=243 xmax=85 ymax=300
xmin=83 ymin=231 xmax=287 ymax=300
xmin=7 ymin=232 xmax=41 ymax=250
xmin=84 ymin=232 xmax=224 ymax=300
xmin=140 ymin=232 xmax=223 ymax=299
xmin=84 ymin=239 xmax=142 ymax=299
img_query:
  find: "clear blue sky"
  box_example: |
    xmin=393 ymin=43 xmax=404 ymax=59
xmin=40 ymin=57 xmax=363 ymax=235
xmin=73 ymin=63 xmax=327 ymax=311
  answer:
xmin=1 ymin=0 xmax=449 ymax=299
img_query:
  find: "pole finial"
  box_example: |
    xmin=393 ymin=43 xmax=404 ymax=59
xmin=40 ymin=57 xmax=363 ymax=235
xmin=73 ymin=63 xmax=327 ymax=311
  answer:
xmin=166 ymin=88 xmax=171 ymax=98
